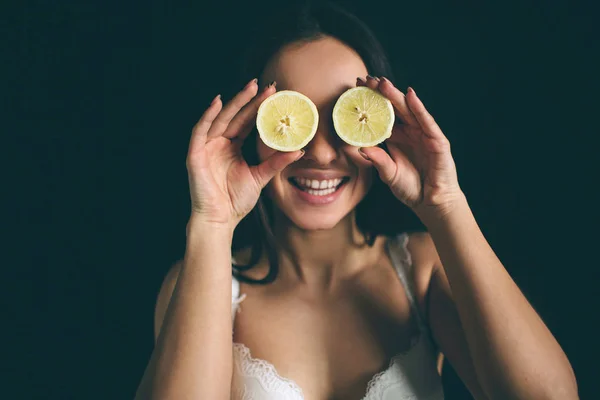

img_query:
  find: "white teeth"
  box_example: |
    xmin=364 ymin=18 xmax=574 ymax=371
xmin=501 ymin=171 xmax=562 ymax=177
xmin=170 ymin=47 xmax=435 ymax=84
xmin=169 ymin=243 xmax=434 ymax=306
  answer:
xmin=328 ymin=178 xmax=341 ymax=188
xmin=306 ymin=188 xmax=336 ymax=196
xmin=291 ymin=177 xmax=345 ymax=191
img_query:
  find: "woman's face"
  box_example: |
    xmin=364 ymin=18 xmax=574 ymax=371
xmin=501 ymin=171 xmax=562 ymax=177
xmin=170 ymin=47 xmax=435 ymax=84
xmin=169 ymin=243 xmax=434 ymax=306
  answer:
xmin=258 ymin=36 xmax=373 ymax=231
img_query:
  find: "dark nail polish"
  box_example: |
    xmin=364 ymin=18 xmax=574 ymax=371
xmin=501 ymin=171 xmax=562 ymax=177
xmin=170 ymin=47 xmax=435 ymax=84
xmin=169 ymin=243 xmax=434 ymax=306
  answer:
xmin=263 ymin=81 xmax=276 ymax=92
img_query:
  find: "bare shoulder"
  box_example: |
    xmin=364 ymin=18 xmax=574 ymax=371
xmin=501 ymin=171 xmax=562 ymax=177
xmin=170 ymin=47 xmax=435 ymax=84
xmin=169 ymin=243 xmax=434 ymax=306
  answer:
xmin=153 ymin=260 xmax=183 ymax=342
xmin=405 ymin=231 xmax=440 ymax=321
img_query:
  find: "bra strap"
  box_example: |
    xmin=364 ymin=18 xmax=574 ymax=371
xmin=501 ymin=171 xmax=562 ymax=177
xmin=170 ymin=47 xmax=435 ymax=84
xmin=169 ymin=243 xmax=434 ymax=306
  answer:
xmin=387 ymin=233 xmax=428 ymax=333
xmin=231 ymin=276 xmax=247 ymax=326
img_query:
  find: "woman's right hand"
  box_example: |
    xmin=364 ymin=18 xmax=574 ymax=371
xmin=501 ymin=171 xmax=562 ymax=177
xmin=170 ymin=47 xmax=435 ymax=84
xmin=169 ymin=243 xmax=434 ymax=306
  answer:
xmin=186 ymin=79 xmax=304 ymax=230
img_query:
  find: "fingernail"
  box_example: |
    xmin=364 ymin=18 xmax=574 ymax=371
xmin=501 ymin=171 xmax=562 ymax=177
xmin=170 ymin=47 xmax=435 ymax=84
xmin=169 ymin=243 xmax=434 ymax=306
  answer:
xmin=358 ymin=148 xmax=370 ymax=160
xmin=245 ymin=78 xmax=258 ymax=89
xmin=210 ymin=94 xmax=221 ymax=106
xmin=263 ymin=81 xmax=276 ymax=92
xmin=380 ymin=76 xmax=390 ymax=84
xmin=356 ymin=77 xmax=366 ymax=84
xmin=295 ymin=150 xmax=305 ymax=160
xmin=408 ymin=87 xmax=415 ymax=95
xmin=367 ymin=75 xmax=379 ymax=81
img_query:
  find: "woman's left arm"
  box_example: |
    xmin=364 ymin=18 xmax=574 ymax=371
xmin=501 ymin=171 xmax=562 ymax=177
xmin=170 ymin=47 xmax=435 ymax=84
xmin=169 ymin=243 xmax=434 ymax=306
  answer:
xmin=422 ymin=194 xmax=578 ymax=400
xmin=357 ymin=75 xmax=578 ymax=400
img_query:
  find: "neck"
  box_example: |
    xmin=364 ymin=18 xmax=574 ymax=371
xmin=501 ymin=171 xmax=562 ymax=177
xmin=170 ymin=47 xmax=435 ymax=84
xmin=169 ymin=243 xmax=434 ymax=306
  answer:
xmin=271 ymin=210 xmax=383 ymax=293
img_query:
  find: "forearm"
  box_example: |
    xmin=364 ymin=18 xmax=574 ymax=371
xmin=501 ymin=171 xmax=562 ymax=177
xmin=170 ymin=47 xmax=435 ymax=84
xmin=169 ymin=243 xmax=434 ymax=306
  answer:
xmin=419 ymin=195 xmax=578 ymax=400
xmin=135 ymin=219 xmax=235 ymax=400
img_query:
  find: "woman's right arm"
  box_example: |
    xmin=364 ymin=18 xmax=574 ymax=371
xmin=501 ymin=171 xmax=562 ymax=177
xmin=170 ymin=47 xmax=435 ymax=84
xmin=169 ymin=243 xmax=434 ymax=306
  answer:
xmin=133 ymin=78 xmax=303 ymax=399
xmin=135 ymin=220 xmax=235 ymax=400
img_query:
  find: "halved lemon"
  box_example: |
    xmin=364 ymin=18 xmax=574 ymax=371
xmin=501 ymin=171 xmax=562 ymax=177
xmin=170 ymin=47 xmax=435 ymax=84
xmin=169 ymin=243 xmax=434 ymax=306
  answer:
xmin=256 ymin=90 xmax=319 ymax=152
xmin=332 ymin=86 xmax=395 ymax=147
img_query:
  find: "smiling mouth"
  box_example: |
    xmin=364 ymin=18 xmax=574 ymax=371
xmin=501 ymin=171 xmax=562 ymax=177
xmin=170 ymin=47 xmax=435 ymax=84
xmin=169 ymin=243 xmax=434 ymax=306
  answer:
xmin=288 ymin=177 xmax=350 ymax=196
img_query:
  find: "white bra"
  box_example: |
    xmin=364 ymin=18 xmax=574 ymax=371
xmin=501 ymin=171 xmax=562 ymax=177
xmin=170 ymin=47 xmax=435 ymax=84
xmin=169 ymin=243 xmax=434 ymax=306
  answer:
xmin=230 ymin=233 xmax=445 ymax=400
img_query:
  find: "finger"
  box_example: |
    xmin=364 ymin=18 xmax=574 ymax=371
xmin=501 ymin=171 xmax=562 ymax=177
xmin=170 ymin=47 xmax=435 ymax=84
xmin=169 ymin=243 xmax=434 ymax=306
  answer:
xmin=188 ymin=94 xmax=223 ymax=158
xmin=378 ymin=77 xmax=419 ymax=126
xmin=406 ymin=87 xmax=448 ymax=142
xmin=251 ymin=150 xmax=304 ymax=189
xmin=356 ymin=77 xmax=367 ymax=87
xmin=365 ymin=75 xmax=379 ymax=90
xmin=224 ymin=81 xmax=277 ymax=141
xmin=207 ymin=78 xmax=259 ymax=139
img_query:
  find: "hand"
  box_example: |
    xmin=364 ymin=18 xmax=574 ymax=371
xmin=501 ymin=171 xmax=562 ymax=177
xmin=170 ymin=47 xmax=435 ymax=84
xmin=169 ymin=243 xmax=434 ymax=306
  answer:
xmin=357 ymin=76 xmax=464 ymax=220
xmin=186 ymin=79 xmax=304 ymax=229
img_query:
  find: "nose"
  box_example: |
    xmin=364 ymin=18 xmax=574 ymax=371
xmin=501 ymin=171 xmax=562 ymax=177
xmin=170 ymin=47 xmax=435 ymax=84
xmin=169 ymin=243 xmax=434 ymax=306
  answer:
xmin=302 ymin=119 xmax=340 ymax=166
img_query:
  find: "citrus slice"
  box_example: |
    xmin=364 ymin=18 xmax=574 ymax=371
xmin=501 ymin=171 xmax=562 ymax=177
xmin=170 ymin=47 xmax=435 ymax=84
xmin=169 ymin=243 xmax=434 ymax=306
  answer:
xmin=256 ymin=90 xmax=319 ymax=152
xmin=332 ymin=86 xmax=395 ymax=147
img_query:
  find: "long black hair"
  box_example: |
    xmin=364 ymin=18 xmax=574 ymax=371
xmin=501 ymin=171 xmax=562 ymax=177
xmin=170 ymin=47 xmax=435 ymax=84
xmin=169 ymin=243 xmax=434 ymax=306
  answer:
xmin=232 ymin=1 xmax=424 ymax=284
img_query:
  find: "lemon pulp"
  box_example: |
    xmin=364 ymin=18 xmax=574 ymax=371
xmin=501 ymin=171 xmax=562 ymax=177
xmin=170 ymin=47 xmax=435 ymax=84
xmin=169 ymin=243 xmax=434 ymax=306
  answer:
xmin=256 ymin=90 xmax=319 ymax=152
xmin=332 ymin=86 xmax=395 ymax=147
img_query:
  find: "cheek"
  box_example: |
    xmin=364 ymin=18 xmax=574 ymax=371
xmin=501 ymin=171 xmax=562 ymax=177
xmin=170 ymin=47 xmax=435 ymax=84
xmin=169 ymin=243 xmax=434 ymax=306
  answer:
xmin=358 ymin=165 xmax=374 ymax=194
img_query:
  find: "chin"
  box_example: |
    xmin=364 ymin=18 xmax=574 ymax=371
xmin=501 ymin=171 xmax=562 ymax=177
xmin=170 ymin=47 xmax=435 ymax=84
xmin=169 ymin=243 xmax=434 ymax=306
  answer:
xmin=286 ymin=210 xmax=349 ymax=231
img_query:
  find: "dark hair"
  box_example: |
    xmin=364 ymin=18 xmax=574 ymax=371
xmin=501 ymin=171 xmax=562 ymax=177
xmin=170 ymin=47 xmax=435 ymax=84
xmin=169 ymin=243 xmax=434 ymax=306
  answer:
xmin=232 ymin=0 xmax=424 ymax=284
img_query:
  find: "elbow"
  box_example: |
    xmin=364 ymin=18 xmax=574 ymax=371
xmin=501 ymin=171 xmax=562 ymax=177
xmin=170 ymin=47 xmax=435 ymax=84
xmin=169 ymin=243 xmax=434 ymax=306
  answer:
xmin=485 ymin=373 xmax=579 ymax=400
xmin=545 ymin=374 xmax=579 ymax=400
xmin=542 ymin=359 xmax=579 ymax=400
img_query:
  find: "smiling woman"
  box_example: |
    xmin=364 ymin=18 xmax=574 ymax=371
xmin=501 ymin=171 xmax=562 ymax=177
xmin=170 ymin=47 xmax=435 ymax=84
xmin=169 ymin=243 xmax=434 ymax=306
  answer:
xmin=133 ymin=1 xmax=579 ymax=399
xmin=234 ymin=3 xmax=418 ymax=285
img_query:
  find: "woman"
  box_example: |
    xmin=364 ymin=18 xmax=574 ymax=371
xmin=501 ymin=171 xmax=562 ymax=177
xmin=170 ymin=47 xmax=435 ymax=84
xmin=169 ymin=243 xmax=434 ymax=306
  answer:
xmin=134 ymin=2 xmax=578 ymax=399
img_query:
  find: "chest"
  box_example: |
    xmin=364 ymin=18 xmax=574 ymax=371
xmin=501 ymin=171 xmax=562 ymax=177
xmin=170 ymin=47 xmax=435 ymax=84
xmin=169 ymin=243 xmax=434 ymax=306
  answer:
xmin=232 ymin=268 xmax=422 ymax=400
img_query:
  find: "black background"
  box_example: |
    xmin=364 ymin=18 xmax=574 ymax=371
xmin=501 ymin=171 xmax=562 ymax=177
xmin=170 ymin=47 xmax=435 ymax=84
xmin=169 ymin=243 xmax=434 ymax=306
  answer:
xmin=6 ymin=0 xmax=598 ymax=399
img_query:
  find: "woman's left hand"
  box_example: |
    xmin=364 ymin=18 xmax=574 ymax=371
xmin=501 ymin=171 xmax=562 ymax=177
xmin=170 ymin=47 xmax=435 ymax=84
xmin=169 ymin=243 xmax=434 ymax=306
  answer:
xmin=357 ymin=76 xmax=465 ymax=221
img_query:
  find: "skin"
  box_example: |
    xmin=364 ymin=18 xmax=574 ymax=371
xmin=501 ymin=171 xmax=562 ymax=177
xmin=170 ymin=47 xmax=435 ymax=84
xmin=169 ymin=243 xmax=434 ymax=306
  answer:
xmin=151 ymin=35 xmax=578 ymax=399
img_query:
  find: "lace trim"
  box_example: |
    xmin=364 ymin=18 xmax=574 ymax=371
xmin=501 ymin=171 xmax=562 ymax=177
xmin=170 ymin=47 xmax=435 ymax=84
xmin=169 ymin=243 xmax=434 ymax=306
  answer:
xmin=233 ymin=342 xmax=305 ymax=398
xmin=232 ymin=332 xmax=423 ymax=400
xmin=361 ymin=334 xmax=422 ymax=399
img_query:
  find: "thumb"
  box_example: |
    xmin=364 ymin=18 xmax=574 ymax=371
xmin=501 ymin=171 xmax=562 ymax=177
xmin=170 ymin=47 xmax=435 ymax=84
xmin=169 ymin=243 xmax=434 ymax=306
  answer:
xmin=358 ymin=146 xmax=399 ymax=185
xmin=251 ymin=150 xmax=304 ymax=189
